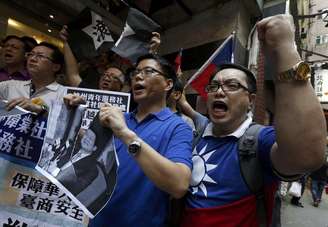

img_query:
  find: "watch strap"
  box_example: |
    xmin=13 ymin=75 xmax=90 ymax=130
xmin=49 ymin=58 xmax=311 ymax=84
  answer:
xmin=39 ymin=104 xmax=48 ymax=115
xmin=277 ymin=61 xmax=310 ymax=82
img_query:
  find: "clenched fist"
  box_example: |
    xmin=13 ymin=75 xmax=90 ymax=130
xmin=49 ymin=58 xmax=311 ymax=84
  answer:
xmin=99 ymin=103 xmax=134 ymax=143
xmin=257 ymin=14 xmax=301 ymax=73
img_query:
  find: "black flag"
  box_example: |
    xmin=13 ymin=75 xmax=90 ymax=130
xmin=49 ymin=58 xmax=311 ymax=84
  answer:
xmin=111 ymin=7 xmax=161 ymax=63
xmin=67 ymin=9 xmax=118 ymax=61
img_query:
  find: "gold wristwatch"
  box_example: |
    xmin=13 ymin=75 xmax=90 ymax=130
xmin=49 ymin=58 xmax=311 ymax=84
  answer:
xmin=277 ymin=61 xmax=311 ymax=82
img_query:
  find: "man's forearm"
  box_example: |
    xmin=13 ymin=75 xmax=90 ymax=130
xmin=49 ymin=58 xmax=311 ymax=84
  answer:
xmin=272 ymin=49 xmax=326 ymax=174
xmin=64 ymin=42 xmax=82 ymax=87
xmin=257 ymin=15 xmax=326 ymax=175
xmin=119 ymin=128 xmax=192 ymax=199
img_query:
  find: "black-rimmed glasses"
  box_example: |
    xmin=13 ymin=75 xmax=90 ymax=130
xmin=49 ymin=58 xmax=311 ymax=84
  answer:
xmin=25 ymin=52 xmax=53 ymax=62
xmin=130 ymin=67 xmax=166 ymax=78
xmin=205 ymin=81 xmax=249 ymax=93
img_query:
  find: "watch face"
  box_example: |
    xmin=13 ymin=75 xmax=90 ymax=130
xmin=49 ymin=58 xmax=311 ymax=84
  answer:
xmin=296 ymin=62 xmax=310 ymax=80
xmin=129 ymin=141 xmax=141 ymax=155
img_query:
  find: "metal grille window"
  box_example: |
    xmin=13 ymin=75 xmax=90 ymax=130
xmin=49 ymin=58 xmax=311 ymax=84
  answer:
xmin=315 ymin=34 xmax=328 ymax=45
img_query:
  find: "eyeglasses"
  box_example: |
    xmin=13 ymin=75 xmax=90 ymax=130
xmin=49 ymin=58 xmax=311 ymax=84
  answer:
xmin=25 ymin=52 xmax=53 ymax=62
xmin=130 ymin=67 xmax=166 ymax=78
xmin=205 ymin=80 xmax=249 ymax=93
xmin=102 ymin=73 xmax=122 ymax=84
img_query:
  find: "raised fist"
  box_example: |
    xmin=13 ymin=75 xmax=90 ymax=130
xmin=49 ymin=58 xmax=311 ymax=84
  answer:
xmin=257 ymin=14 xmax=296 ymax=56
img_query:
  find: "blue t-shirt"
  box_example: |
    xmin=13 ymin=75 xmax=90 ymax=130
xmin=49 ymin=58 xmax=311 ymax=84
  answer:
xmin=181 ymin=113 xmax=278 ymax=227
xmin=186 ymin=126 xmax=276 ymax=208
xmin=90 ymin=107 xmax=193 ymax=227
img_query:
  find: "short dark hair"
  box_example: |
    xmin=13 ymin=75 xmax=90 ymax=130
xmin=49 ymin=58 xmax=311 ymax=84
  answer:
xmin=173 ymin=78 xmax=184 ymax=93
xmin=208 ymin=63 xmax=257 ymax=93
xmin=36 ymin=42 xmax=64 ymax=66
xmin=125 ymin=67 xmax=135 ymax=84
xmin=136 ymin=54 xmax=177 ymax=97
xmin=3 ymin=35 xmax=22 ymax=44
xmin=136 ymin=53 xmax=177 ymax=83
xmin=136 ymin=53 xmax=177 ymax=95
xmin=3 ymin=35 xmax=26 ymax=50
xmin=21 ymin=36 xmax=37 ymax=52
xmin=105 ymin=65 xmax=125 ymax=76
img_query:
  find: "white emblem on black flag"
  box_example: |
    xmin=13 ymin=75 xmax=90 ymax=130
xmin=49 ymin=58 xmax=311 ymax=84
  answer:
xmin=82 ymin=11 xmax=114 ymax=50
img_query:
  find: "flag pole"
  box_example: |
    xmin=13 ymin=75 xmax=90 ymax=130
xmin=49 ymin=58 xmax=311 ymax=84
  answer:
xmin=175 ymin=48 xmax=183 ymax=74
xmin=120 ymin=0 xmax=130 ymax=7
xmin=185 ymin=34 xmax=234 ymax=87
xmin=231 ymin=31 xmax=235 ymax=63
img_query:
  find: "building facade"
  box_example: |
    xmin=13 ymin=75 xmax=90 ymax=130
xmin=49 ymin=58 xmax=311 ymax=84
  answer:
xmin=298 ymin=0 xmax=328 ymax=103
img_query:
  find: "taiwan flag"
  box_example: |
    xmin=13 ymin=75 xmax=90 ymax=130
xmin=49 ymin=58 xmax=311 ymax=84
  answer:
xmin=175 ymin=48 xmax=183 ymax=75
xmin=187 ymin=34 xmax=234 ymax=98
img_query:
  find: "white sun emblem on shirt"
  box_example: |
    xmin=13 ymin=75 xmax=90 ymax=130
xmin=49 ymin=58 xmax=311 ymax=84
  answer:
xmin=190 ymin=144 xmax=218 ymax=197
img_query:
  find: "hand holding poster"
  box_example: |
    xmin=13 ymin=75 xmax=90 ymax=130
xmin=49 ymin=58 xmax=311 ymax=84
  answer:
xmin=66 ymin=87 xmax=130 ymax=129
xmin=0 ymin=100 xmax=47 ymax=166
xmin=36 ymin=87 xmax=129 ymax=218
xmin=0 ymin=100 xmax=89 ymax=226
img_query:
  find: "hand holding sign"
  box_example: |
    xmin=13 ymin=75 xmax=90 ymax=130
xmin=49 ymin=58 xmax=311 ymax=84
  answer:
xmin=99 ymin=103 xmax=128 ymax=138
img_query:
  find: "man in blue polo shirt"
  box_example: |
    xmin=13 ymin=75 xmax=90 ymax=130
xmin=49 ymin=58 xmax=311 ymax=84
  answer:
xmin=178 ymin=15 xmax=326 ymax=227
xmin=89 ymin=54 xmax=193 ymax=226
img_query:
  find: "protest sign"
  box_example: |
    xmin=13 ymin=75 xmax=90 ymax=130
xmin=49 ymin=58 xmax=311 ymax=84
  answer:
xmin=66 ymin=87 xmax=130 ymax=129
xmin=0 ymin=102 xmax=45 ymax=166
xmin=0 ymin=101 xmax=89 ymax=226
xmin=36 ymin=99 xmax=119 ymax=218
xmin=0 ymin=159 xmax=89 ymax=226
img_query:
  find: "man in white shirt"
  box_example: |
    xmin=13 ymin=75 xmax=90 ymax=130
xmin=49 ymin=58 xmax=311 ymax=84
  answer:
xmin=0 ymin=42 xmax=66 ymax=113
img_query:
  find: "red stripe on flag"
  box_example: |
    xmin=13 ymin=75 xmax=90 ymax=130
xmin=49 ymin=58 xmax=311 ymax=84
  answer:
xmin=190 ymin=63 xmax=217 ymax=99
xmin=175 ymin=53 xmax=181 ymax=66
xmin=175 ymin=49 xmax=182 ymax=73
xmin=181 ymin=195 xmax=258 ymax=227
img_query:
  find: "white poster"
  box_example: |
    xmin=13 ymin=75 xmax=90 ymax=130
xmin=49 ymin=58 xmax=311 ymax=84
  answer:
xmin=36 ymin=100 xmax=119 ymax=218
xmin=314 ymin=69 xmax=328 ymax=102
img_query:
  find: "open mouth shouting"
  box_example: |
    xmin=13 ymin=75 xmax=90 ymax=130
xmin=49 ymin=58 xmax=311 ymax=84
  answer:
xmin=100 ymin=81 xmax=111 ymax=90
xmin=4 ymin=53 xmax=14 ymax=62
xmin=133 ymin=83 xmax=146 ymax=96
xmin=211 ymin=100 xmax=228 ymax=118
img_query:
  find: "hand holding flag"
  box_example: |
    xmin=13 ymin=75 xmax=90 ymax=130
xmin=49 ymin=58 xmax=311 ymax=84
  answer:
xmin=149 ymin=32 xmax=161 ymax=54
xmin=111 ymin=7 xmax=161 ymax=63
xmin=67 ymin=6 xmax=161 ymax=63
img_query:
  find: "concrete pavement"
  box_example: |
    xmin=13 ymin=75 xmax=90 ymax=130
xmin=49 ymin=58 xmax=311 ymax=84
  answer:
xmin=282 ymin=189 xmax=328 ymax=227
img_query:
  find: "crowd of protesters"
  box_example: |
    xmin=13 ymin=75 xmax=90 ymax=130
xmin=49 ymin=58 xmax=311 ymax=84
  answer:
xmin=0 ymin=14 xmax=327 ymax=227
